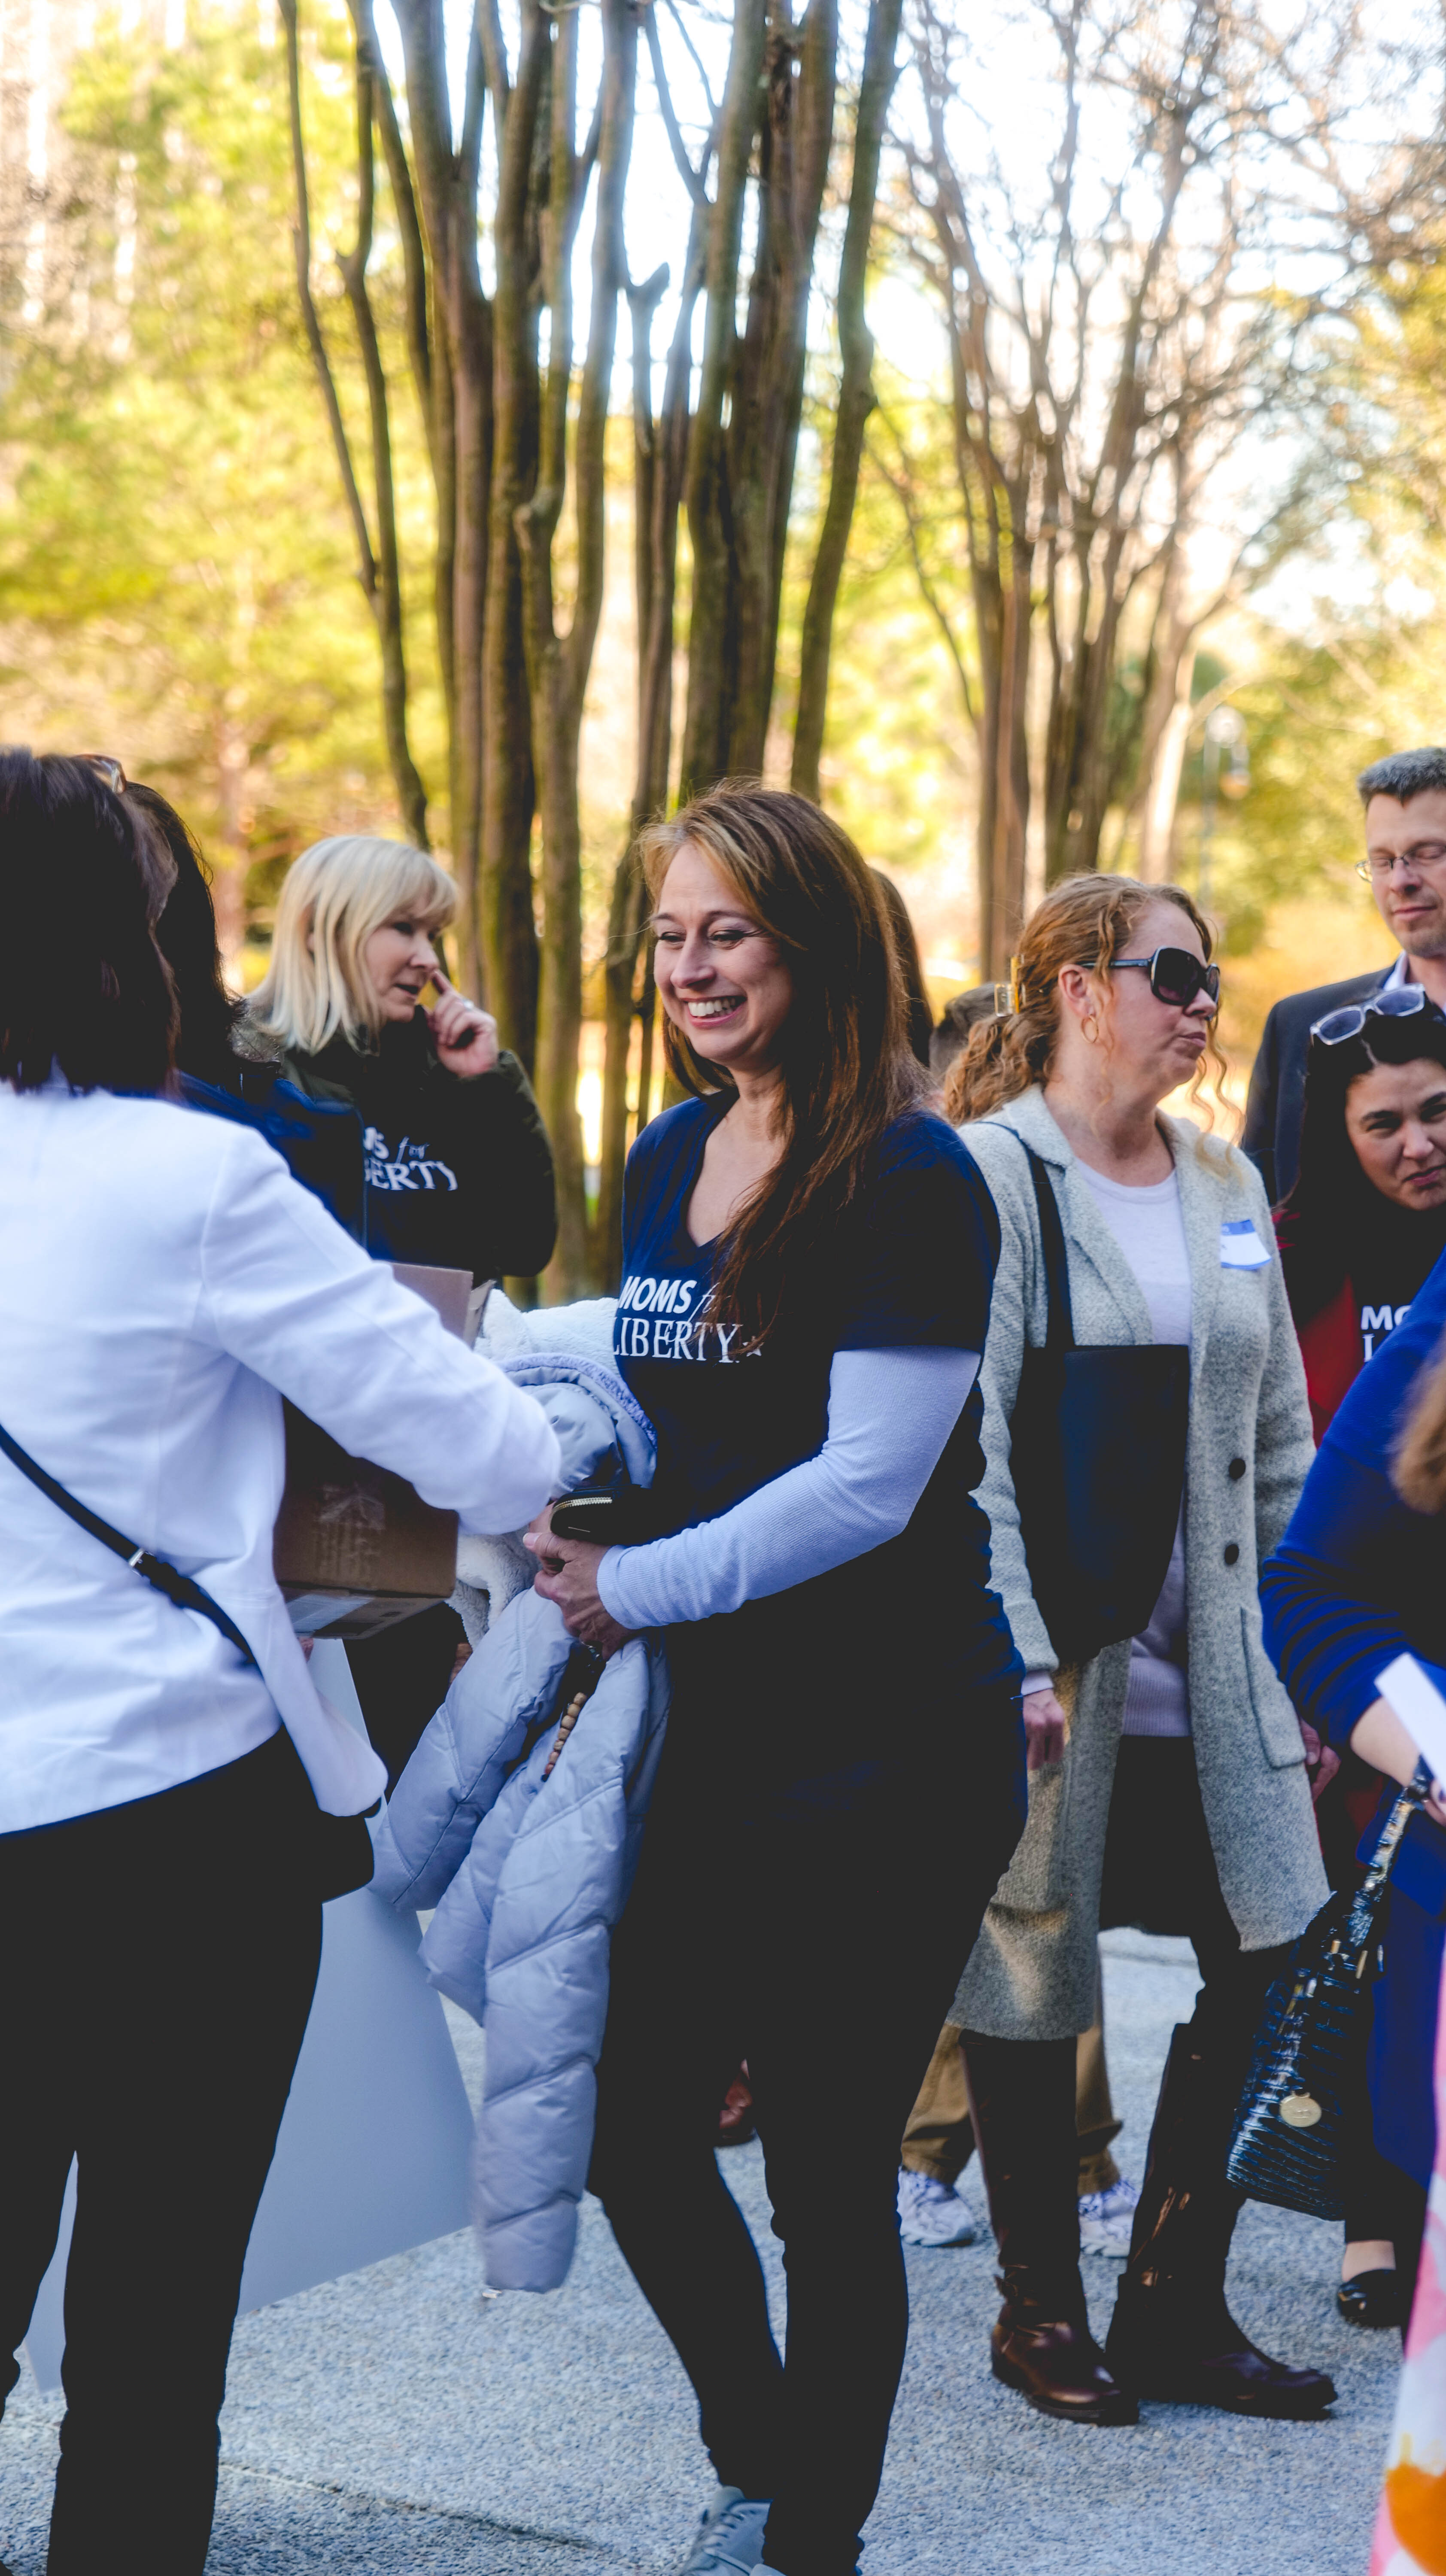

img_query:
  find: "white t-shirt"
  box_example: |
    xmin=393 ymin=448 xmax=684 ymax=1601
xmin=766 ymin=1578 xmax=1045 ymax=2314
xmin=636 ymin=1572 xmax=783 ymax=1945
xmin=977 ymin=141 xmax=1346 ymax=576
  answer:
xmin=1075 ymin=1163 xmax=1192 ymax=1738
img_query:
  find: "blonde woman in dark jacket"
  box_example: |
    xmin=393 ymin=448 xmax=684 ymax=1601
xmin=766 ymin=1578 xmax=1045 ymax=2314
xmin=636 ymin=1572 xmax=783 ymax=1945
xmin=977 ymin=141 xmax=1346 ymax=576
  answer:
xmin=942 ymin=874 xmax=1333 ymax=2429
xmin=240 ymin=835 xmax=557 ymax=1780
xmin=242 ymin=834 xmax=555 ymax=1287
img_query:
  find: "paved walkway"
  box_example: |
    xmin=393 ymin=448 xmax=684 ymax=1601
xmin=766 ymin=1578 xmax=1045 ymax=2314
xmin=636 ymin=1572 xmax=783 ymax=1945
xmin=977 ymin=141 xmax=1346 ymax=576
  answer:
xmin=0 ymin=1933 xmax=1396 ymax=2573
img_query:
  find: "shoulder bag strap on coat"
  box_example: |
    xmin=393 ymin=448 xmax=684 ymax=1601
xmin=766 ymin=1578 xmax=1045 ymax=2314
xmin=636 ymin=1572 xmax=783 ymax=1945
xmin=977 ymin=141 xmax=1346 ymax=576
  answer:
xmin=1022 ymin=1143 xmax=1075 ymax=1356
xmin=0 ymin=1417 xmax=258 ymax=1667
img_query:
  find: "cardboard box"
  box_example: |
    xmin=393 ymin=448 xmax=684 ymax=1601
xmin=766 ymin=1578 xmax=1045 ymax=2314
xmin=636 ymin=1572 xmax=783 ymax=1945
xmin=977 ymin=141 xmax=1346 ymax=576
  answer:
xmin=275 ymin=1263 xmax=472 ymax=1640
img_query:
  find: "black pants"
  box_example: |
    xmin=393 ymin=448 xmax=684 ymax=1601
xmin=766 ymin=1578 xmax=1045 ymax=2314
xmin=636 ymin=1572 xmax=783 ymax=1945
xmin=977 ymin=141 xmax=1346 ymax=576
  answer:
xmin=589 ymin=1726 xmax=1021 ymax=2576
xmin=0 ymin=1733 xmax=322 ymax=2575
xmin=962 ymin=1737 xmax=1289 ymax=2292
xmin=1098 ymin=1734 xmax=1290 ymax=2036
xmin=346 ymin=1601 xmax=466 ymax=1793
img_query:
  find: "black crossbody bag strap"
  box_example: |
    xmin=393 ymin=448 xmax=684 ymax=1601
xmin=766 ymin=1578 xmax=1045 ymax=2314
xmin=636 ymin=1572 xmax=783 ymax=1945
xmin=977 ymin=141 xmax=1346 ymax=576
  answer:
xmin=1021 ymin=1143 xmax=1075 ymax=1358
xmin=0 ymin=1418 xmax=257 ymax=1668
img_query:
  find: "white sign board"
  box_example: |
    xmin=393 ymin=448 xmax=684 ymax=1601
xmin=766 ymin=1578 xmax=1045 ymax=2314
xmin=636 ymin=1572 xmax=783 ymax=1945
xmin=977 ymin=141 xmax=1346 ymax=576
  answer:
xmin=24 ymin=1641 xmax=472 ymax=2393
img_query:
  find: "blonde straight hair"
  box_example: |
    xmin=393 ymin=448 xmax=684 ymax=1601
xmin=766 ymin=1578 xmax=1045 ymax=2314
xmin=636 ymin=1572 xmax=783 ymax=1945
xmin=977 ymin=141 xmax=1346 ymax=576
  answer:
xmin=249 ymin=836 xmax=456 ymax=1053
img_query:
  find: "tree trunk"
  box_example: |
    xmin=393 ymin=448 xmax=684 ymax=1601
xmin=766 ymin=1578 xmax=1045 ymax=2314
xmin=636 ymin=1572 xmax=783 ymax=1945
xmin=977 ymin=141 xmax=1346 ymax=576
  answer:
xmin=518 ymin=0 xmax=636 ymax=1298
xmin=336 ymin=55 xmax=429 ymax=849
xmin=355 ymin=0 xmax=457 ymax=785
xmin=389 ymin=0 xmax=507 ymax=1014
xmin=678 ymin=0 xmax=766 ymax=799
xmin=983 ymin=512 xmax=1031 ymax=975
xmin=1133 ymin=519 xmax=1199 ymax=881
xmin=792 ymin=0 xmax=903 ymax=799
xmin=281 ymin=0 xmax=429 ymax=848
xmin=592 ymin=132 xmax=709 ymax=1279
xmin=593 ymin=261 xmax=668 ymax=1290
xmin=479 ymin=0 xmax=546 ymax=1057
xmin=726 ymin=0 xmax=837 ymax=774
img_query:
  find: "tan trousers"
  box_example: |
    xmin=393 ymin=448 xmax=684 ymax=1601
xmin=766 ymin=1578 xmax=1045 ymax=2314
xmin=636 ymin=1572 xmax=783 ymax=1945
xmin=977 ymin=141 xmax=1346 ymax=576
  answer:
xmin=901 ymin=1959 xmax=1122 ymax=2196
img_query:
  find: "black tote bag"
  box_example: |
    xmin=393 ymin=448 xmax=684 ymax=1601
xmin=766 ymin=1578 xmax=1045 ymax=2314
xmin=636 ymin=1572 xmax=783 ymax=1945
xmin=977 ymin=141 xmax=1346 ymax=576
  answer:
xmin=1007 ymin=1146 xmax=1190 ymax=1670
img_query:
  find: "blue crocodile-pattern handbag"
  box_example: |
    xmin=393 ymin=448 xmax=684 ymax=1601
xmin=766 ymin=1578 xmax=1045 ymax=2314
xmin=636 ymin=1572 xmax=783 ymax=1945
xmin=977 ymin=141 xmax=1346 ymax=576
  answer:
xmin=1227 ymin=1767 xmax=1429 ymax=2221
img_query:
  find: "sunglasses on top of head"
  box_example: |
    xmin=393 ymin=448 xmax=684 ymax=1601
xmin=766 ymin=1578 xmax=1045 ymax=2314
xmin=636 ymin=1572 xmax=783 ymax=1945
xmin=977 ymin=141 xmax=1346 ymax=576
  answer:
xmin=1072 ymin=947 xmax=1221 ymax=1010
xmin=80 ymin=753 xmax=128 ymax=796
xmin=1311 ymin=984 xmax=1436 ymax=1046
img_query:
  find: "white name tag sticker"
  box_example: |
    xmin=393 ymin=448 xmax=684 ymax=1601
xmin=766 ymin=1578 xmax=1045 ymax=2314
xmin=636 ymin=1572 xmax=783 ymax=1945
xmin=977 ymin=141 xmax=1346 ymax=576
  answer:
xmin=1220 ymin=1220 xmax=1271 ymax=1270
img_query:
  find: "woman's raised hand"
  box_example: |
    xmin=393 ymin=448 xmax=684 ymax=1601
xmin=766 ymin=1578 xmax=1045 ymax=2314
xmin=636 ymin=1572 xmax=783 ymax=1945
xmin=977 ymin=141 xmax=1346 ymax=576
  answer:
xmin=525 ymin=1507 xmax=635 ymax=1658
xmin=428 ymin=969 xmax=499 ymax=1077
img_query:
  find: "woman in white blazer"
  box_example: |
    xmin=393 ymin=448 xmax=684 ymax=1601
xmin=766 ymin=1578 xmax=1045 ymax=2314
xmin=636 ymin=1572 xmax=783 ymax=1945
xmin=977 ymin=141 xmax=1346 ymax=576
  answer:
xmin=938 ymin=873 xmax=1333 ymax=2434
xmin=0 ymin=752 xmax=560 ymax=2576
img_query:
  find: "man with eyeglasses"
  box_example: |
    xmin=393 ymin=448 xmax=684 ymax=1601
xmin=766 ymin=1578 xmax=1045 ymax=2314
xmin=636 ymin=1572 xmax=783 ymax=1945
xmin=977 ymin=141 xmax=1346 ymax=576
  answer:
xmin=1243 ymin=747 xmax=1446 ymax=1201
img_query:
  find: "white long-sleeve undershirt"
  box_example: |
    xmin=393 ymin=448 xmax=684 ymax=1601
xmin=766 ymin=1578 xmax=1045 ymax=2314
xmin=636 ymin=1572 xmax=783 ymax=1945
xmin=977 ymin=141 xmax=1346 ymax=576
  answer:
xmin=595 ymin=1345 xmax=981 ymax=1631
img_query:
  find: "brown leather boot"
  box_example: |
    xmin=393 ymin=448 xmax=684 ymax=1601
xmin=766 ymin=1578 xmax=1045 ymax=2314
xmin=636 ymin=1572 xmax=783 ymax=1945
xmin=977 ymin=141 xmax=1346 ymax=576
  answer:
xmin=992 ymin=2270 xmax=1139 ymax=2424
xmin=1106 ymin=2025 xmax=1336 ymax=2419
xmin=961 ymin=2029 xmax=1137 ymax=2427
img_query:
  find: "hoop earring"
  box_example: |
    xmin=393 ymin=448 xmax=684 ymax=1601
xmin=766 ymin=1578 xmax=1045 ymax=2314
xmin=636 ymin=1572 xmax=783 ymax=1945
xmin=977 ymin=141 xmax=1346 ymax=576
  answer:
xmin=1082 ymin=1011 xmax=1100 ymax=1045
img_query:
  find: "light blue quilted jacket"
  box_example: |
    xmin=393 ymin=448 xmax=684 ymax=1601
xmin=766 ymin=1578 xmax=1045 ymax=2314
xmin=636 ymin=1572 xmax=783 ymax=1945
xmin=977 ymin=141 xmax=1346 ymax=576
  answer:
xmin=371 ymin=1320 xmax=669 ymax=2291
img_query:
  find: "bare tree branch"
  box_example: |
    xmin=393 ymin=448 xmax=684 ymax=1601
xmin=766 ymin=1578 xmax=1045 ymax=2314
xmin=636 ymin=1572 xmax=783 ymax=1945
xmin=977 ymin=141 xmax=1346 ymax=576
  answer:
xmin=645 ymin=5 xmax=709 ymax=204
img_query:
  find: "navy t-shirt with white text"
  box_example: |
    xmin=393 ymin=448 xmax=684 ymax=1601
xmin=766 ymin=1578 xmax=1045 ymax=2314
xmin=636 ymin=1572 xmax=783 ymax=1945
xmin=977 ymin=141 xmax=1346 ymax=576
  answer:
xmin=613 ymin=1096 xmax=1021 ymax=1783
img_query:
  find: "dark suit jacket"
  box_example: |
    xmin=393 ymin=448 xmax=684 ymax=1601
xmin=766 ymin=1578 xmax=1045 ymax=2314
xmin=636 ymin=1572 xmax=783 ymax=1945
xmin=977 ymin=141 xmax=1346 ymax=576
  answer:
xmin=1241 ymin=964 xmax=1395 ymax=1204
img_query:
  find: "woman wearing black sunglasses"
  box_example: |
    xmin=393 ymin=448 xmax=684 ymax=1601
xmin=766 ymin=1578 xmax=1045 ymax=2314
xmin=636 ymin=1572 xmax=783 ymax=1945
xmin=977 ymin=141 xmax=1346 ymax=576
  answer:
xmin=932 ymin=872 xmax=1333 ymax=2430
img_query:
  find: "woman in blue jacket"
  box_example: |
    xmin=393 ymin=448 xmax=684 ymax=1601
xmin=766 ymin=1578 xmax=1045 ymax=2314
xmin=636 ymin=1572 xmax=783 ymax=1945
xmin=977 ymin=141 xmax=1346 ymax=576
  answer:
xmin=1260 ymin=1249 xmax=1446 ymax=2304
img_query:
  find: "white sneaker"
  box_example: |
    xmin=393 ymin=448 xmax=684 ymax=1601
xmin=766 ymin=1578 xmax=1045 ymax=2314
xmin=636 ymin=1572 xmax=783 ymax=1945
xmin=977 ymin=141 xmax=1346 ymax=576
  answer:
xmin=1078 ymin=2175 xmax=1139 ymax=2257
xmin=897 ymin=2165 xmax=980 ymax=2248
xmin=676 ymin=2483 xmax=772 ymax=2574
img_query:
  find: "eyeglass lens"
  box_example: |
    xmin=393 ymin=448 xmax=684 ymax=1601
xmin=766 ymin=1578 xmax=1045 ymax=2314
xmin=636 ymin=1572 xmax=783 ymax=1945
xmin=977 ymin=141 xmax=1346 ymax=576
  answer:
xmin=81 ymin=753 xmax=127 ymax=796
xmin=1360 ymin=844 xmax=1446 ymax=879
xmin=1312 ymin=985 xmax=1430 ymax=1044
xmin=1151 ymin=949 xmax=1220 ymax=1006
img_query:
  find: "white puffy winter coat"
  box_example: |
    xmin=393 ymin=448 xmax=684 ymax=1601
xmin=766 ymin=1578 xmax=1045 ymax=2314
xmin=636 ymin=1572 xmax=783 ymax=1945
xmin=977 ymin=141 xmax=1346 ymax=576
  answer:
xmin=371 ymin=1330 xmax=669 ymax=2291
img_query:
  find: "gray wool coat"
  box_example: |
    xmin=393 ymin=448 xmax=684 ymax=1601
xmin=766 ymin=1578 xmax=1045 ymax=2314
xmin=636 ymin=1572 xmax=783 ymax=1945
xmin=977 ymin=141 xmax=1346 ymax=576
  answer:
xmin=950 ymin=1084 xmax=1328 ymax=2042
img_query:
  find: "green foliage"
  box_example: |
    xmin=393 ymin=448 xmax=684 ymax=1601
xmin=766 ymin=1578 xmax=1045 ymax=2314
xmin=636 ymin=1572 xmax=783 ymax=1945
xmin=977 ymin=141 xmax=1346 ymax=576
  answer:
xmin=1165 ymin=255 xmax=1446 ymax=958
xmin=778 ymin=383 xmax=977 ymax=883
xmin=0 ymin=3 xmax=441 ymax=911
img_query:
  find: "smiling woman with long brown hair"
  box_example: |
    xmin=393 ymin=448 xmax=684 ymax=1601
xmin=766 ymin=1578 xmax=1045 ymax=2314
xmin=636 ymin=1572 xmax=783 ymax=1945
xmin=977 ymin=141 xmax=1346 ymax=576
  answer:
xmin=527 ymin=782 xmax=1025 ymax=2576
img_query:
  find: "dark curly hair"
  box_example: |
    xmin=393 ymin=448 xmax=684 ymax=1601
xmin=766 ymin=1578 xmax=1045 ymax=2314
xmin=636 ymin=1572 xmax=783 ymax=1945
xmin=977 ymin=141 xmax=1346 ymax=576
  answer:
xmin=1278 ymin=1008 xmax=1446 ymax=1326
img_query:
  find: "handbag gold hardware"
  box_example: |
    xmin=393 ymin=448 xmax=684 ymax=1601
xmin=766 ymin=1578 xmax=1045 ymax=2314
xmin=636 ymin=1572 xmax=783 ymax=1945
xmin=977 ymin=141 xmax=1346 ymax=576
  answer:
xmin=1279 ymin=2093 xmax=1323 ymax=2129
